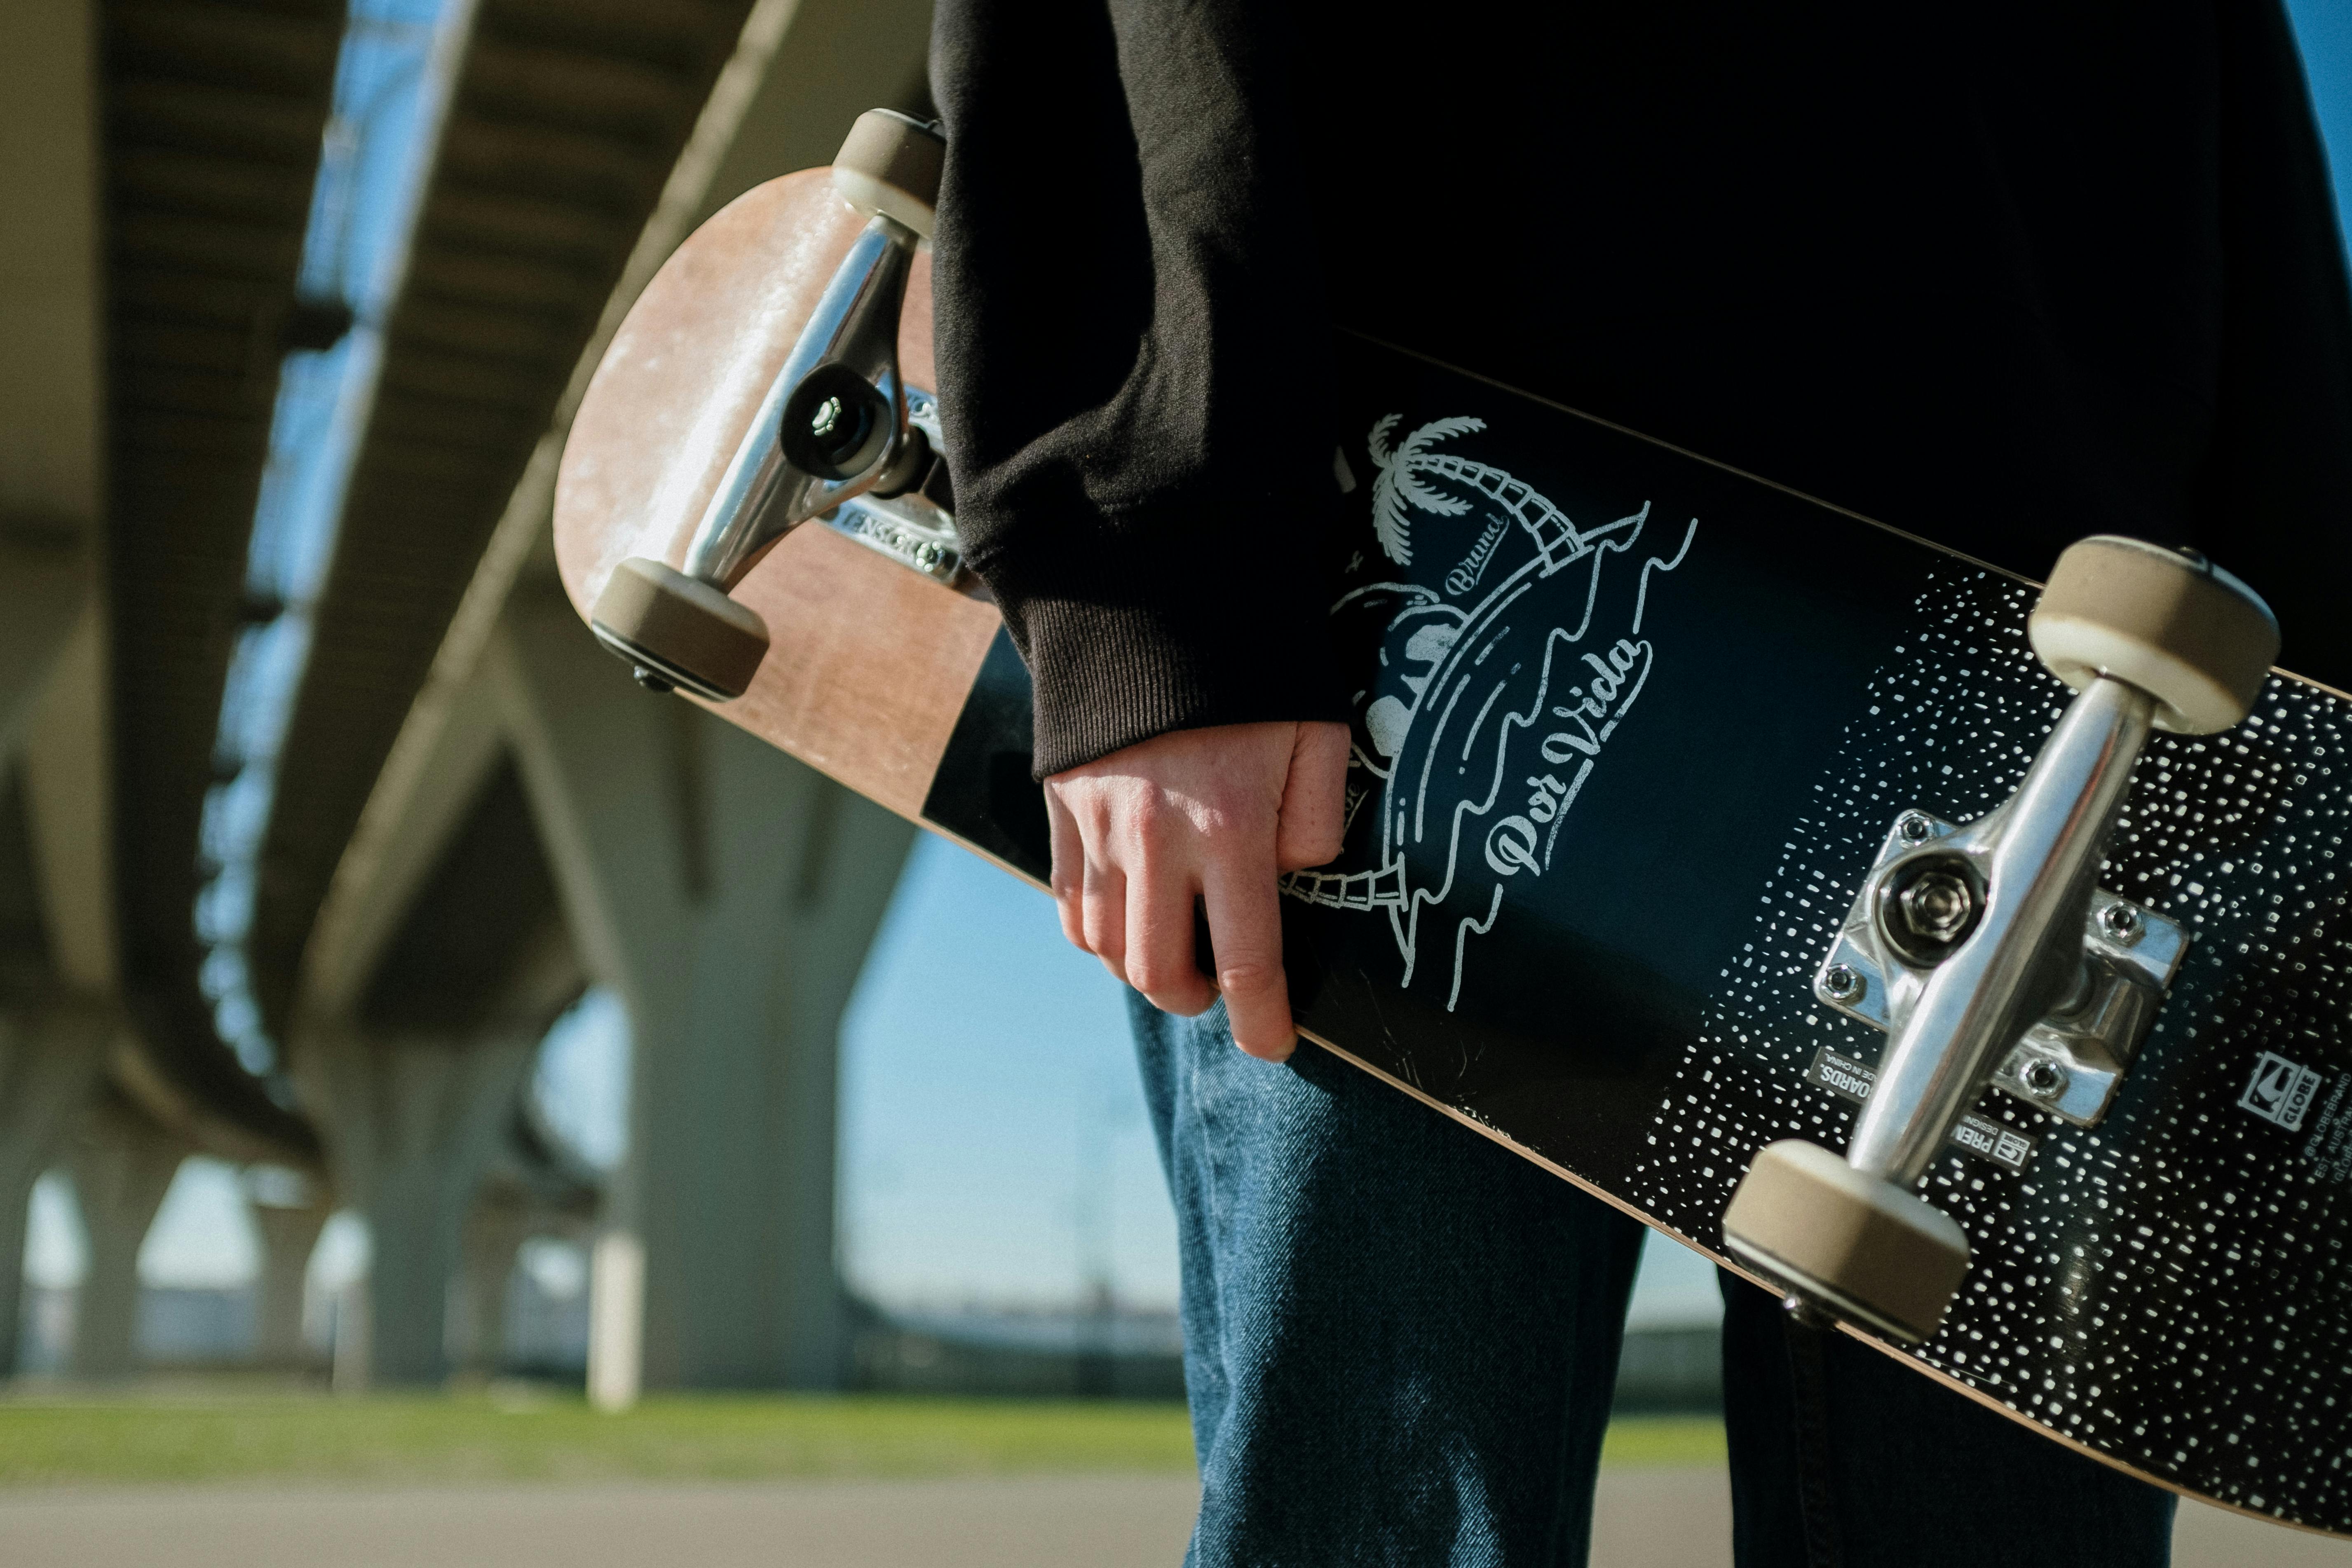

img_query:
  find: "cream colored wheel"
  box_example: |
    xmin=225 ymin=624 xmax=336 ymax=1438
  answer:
xmin=1721 ymin=1140 xmax=1971 ymax=1344
xmin=832 ymin=108 xmax=945 ymax=239
xmin=2028 ymin=536 xmax=2279 ymax=734
xmin=589 ymin=557 xmax=770 ymax=702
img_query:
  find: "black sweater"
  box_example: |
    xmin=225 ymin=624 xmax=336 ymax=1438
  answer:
xmin=929 ymin=0 xmax=2352 ymax=778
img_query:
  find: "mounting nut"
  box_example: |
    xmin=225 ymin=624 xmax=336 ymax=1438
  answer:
xmin=2020 ymin=1057 xmax=2069 ymax=1099
xmin=2098 ymin=902 xmax=2144 ymax=946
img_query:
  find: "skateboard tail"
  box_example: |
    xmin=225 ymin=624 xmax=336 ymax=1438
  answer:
xmin=589 ymin=110 xmax=947 ymax=702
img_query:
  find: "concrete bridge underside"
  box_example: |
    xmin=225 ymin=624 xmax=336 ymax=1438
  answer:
xmin=2 ymin=0 xmax=941 ymax=1389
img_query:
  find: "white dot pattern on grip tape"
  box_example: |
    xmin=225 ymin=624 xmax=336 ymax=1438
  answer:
xmin=1630 ymin=568 xmax=2352 ymax=1529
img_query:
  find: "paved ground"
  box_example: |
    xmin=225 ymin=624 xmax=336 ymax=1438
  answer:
xmin=0 ymin=1477 xmax=1193 ymax=1567
xmin=0 ymin=1470 xmax=2342 ymax=1566
xmin=1588 ymin=1470 xmax=2352 ymax=1568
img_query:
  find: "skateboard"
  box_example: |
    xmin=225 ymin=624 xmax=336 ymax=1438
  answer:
xmin=554 ymin=112 xmax=2352 ymax=1535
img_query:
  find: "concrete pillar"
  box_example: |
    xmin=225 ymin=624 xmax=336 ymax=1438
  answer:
xmin=454 ymin=1191 xmax=532 ymax=1378
xmin=246 ymin=1170 xmax=328 ymax=1369
xmin=586 ymin=1230 xmax=643 ymax=1410
xmin=0 ymin=1001 xmax=109 ymax=1377
xmin=63 ymin=1094 xmax=189 ymax=1377
xmin=493 ymin=588 xmax=915 ymax=1397
xmin=331 ymin=1278 xmax=369 ymax=1393
xmin=295 ymin=1028 xmax=536 ymax=1386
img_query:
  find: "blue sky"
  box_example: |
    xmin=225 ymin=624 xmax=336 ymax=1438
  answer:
xmin=26 ymin=5 xmax=2352 ymax=1341
xmin=2290 ymin=0 xmax=2352 ymax=244
xmin=838 ymin=839 xmax=1177 ymax=1310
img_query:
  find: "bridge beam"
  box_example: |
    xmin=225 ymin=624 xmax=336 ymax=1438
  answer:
xmin=2 ymin=0 xmax=103 ymax=763
xmin=20 ymin=608 xmax=116 ymax=996
xmin=0 ymin=539 xmax=89 ymax=766
xmin=492 ymin=589 xmax=914 ymax=1399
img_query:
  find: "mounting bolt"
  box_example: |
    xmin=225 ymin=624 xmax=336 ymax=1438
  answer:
xmin=1820 ymin=964 xmax=1865 ymax=1003
xmin=1897 ymin=813 xmax=1937 ymax=845
xmin=1899 ymin=869 xmax=1977 ymax=943
xmin=2020 ymin=1057 xmax=2069 ymax=1099
xmin=2098 ymin=902 xmax=2143 ymax=946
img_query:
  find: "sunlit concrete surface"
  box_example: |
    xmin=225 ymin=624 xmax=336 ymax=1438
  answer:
xmin=1587 ymin=1470 xmax=2352 ymax=1568
xmin=1592 ymin=1468 xmax=1731 ymax=1567
xmin=0 ymin=1470 xmax=2340 ymax=1568
xmin=2174 ymin=1502 xmax=2352 ymax=1568
xmin=0 ymin=1476 xmax=1195 ymax=1568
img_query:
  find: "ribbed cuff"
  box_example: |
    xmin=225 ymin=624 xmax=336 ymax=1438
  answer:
xmin=964 ymin=501 xmax=1345 ymax=776
xmin=1005 ymin=583 xmax=1349 ymax=777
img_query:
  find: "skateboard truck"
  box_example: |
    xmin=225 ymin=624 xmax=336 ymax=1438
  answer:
xmin=1812 ymin=811 xmax=2189 ymax=1128
xmin=1722 ymin=537 xmax=2279 ymax=1343
xmin=589 ymin=109 xmax=951 ymax=701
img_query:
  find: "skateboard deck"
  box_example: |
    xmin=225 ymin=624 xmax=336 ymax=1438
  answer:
xmin=555 ymin=168 xmax=2352 ymax=1535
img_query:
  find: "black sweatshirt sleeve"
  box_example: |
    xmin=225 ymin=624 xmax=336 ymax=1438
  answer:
xmin=929 ymin=0 xmax=1350 ymax=778
xmin=2190 ymin=0 xmax=2352 ymax=689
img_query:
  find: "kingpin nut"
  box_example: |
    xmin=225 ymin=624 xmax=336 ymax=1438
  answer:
xmin=1899 ymin=870 xmax=1976 ymax=944
xmin=1877 ymin=856 xmax=1985 ymax=966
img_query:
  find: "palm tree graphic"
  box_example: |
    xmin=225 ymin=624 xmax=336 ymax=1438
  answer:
xmin=1367 ymin=413 xmax=1485 ymax=565
xmin=1367 ymin=413 xmax=1602 ymax=576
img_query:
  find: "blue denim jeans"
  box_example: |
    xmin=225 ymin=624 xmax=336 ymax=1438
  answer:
xmin=1130 ymin=996 xmax=2175 ymax=1567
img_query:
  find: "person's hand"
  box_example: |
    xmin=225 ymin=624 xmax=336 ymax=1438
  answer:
xmin=1044 ymin=721 xmax=1350 ymax=1060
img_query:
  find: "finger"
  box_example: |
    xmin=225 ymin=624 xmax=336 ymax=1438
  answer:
xmin=1202 ymin=852 xmax=1295 ymax=1061
xmin=1275 ymin=721 xmax=1353 ymax=872
xmin=1046 ymin=787 xmax=1086 ymax=951
xmin=1125 ymin=851 xmax=1215 ymax=1016
xmin=1081 ymin=846 xmax=1129 ymax=985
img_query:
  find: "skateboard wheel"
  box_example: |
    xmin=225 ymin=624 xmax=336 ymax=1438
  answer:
xmin=832 ymin=108 xmax=945 ymax=240
xmin=1721 ymin=1140 xmax=1970 ymax=1344
xmin=589 ymin=557 xmax=769 ymax=702
xmin=2028 ymin=536 xmax=2279 ymax=734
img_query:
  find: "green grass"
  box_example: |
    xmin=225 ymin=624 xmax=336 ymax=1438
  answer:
xmin=0 ymin=1393 xmax=1194 ymax=1488
xmin=1598 ymin=1415 xmax=1726 ymax=1470
xmin=0 ymin=1390 xmax=1724 ymax=1488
